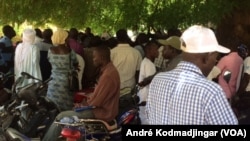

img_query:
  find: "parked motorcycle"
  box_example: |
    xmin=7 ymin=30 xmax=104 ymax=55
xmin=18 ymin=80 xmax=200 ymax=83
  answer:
xmin=55 ymin=85 xmax=142 ymax=141
xmin=0 ymin=71 xmax=14 ymax=106
xmin=0 ymin=71 xmax=14 ymax=141
xmin=1 ymin=72 xmax=59 ymax=140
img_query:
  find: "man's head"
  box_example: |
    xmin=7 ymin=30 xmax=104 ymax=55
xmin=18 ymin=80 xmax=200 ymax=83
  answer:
xmin=144 ymin=40 xmax=159 ymax=60
xmin=180 ymin=25 xmax=230 ymax=76
xmin=85 ymin=27 xmax=91 ymax=34
xmin=237 ymin=44 xmax=248 ymax=59
xmin=92 ymin=44 xmax=111 ymax=67
xmin=42 ymin=28 xmax=53 ymax=41
xmin=135 ymin=33 xmax=149 ymax=45
xmin=116 ymin=29 xmax=130 ymax=43
xmin=35 ymin=28 xmax=43 ymax=39
xmin=2 ymin=25 xmax=16 ymax=39
xmin=69 ymin=28 xmax=78 ymax=40
xmin=158 ymin=36 xmax=182 ymax=59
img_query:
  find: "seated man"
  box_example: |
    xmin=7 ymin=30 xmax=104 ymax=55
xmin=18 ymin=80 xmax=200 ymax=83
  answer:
xmin=42 ymin=44 xmax=120 ymax=141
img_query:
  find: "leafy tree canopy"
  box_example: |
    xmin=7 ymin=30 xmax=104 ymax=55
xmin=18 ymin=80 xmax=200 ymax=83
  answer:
xmin=0 ymin=0 xmax=248 ymax=34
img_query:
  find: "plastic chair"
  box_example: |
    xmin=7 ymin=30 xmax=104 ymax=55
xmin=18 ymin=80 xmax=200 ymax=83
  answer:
xmin=76 ymin=54 xmax=85 ymax=90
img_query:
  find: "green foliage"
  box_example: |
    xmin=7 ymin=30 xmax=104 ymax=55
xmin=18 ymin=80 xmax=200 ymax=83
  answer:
xmin=0 ymin=0 xmax=245 ymax=34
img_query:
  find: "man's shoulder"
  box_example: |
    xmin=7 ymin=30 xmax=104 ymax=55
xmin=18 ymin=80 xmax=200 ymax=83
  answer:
xmin=106 ymin=63 xmax=119 ymax=72
xmin=104 ymin=63 xmax=119 ymax=75
xmin=152 ymin=71 xmax=171 ymax=81
xmin=141 ymin=58 xmax=154 ymax=65
xmin=0 ymin=37 xmax=12 ymax=47
xmin=111 ymin=44 xmax=141 ymax=56
xmin=0 ymin=37 xmax=4 ymax=42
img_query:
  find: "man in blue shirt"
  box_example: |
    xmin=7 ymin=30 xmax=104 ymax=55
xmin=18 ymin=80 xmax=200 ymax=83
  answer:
xmin=146 ymin=25 xmax=238 ymax=125
xmin=0 ymin=25 xmax=16 ymax=72
xmin=0 ymin=25 xmax=16 ymax=89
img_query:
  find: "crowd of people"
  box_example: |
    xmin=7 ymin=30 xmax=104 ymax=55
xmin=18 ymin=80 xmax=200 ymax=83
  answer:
xmin=0 ymin=23 xmax=249 ymax=140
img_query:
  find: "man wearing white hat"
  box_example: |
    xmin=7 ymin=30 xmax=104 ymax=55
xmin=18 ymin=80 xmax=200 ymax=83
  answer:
xmin=146 ymin=25 xmax=238 ymax=125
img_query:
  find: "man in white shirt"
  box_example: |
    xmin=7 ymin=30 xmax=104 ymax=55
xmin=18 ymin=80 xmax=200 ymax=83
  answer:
xmin=111 ymin=29 xmax=142 ymax=92
xmin=138 ymin=40 xmax=159 ymax=124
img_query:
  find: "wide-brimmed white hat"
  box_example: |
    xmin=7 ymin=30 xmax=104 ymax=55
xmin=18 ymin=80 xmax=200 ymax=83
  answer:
xmin=180 ymin=25 xmax=230 ymax=54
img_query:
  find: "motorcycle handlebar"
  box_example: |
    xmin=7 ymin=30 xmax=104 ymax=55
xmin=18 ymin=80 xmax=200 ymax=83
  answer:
xmin=0 ymin=71 xmax=14 ymax=84
xmin=43 ymin=77 xmax=53 ymax=85
xmin=21 ymin=72 xmax=42 ymax=82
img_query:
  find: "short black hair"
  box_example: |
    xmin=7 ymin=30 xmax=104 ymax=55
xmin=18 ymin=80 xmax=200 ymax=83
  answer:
xmin=2 ymin=25 xmax=14 ymax=36
xmin=93 ymin=44 xmax=111 ymax=61
xmin=116 ymin=29 xmax=130 ymax=42
xmin=35 ymin=28 xmax=43 ymax=38
xmin=43 ymin=28 xmax=53 ymax=39
xmin=69 ymin=28 xmax=78 ymax=39
xmin=144 ymin=39 xmax=159 ymax=52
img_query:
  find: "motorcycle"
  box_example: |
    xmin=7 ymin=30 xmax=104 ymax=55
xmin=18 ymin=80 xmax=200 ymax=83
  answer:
xmin=0 ymin=71 xmax=14 ymax=106
xmin=0 ymin=71 xmax=14 ymax=141
xmin=55 ymin=85 xmax=143 ymax=141
xmin=1 ymin=72 xmax=59 ymax=141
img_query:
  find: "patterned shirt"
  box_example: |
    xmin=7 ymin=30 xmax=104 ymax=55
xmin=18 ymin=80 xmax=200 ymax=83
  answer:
xmin=0 ymin=36 xmax=13 ymax=66
xmin=154 ymin=46 xmax=167 ymax=71
xmin=146 ymin=61 xmax=238 ymax=125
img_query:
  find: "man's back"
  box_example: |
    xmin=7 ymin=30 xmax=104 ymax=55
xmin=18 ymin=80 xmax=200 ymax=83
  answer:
xmin=88 ymin=62 xmax=120 ymax=122
xmin=217 ymin=52 xmax=244 ymax=99
xmin=111 ymin=44 xmax=142 ymax=89
xmin=147 ymin=61 xmax=238 ymax=125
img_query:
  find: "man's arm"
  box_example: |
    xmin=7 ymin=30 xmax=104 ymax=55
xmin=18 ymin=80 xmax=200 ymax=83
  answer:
xmin=135 ymin=70 xmax=140 ymax=85
xmin=237 ymin=73 xmax=250 ymax=96
xmin=138 ymin=72 xmax=157 ymax=87
xmin=87 ymin=75 xmax=118 ymax=107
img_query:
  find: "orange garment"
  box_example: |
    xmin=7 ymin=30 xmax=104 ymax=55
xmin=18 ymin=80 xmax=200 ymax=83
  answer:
xmin=87 ymin=62 xmax=120 ymax=122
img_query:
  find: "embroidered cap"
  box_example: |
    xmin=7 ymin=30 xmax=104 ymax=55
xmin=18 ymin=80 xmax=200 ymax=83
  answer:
xmin=180 ymin=25 xmax=230 ymax=54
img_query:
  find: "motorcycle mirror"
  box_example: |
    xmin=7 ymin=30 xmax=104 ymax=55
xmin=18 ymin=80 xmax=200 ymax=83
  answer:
xmin=5 ymin=70 xmax=14 ymax=78
xmin=223 ymin=70 xmax=231 ymax=83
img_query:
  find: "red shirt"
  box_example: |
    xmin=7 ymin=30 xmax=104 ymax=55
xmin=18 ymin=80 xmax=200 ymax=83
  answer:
xmin=217 ymin=52 xmax=243 ymax=99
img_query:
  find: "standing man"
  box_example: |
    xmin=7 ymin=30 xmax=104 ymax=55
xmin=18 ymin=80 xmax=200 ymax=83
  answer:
xmin=138 ymin=40 xmax=159 ymax=124
xmin=0 ymin=25 xmax=16 ymax=89
xmin=146 ymin=25 xmax=238 ymax=125
xmin=0 ymin=25 xmax=16 ymax=73
xmin=111 ymin=29 xmax=142 ymax=93
xmin=14 ymin=28 xmax=42 ymax=92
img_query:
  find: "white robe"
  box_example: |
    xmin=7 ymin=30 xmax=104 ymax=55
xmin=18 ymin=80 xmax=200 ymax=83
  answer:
xmin=14 ymin=42 xmax=42 ymax=91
